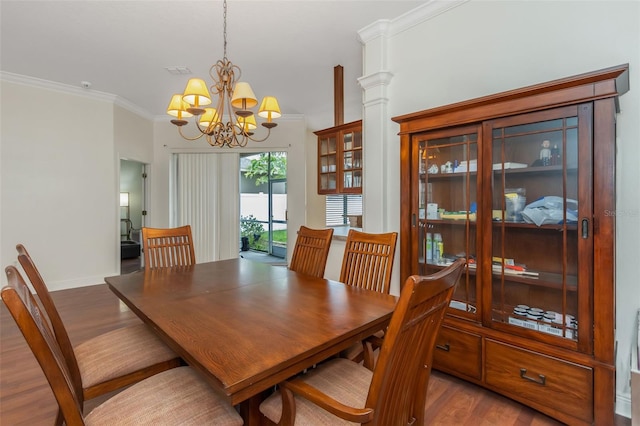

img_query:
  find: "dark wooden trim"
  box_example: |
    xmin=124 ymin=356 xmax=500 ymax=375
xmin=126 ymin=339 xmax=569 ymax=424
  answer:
xmin=334 ymin=65 xmax=344 ymax=126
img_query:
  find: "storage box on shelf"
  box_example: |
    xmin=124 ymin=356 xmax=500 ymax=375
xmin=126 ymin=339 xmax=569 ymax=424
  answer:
xmin=393 ymin=64 xmax=629 ymax=425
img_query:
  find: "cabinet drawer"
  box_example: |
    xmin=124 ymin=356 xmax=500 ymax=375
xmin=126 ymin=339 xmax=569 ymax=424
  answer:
xmin=433 ymin=326 xmax=481 ymax=380
xmin=485 ymin=340 xmax=593 ymax=423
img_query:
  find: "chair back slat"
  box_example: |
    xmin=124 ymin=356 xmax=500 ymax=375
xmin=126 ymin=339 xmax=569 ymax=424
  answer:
xmin=289 ymin=226 xmax=334 ymax=278
xmin=15 ymin=244 xmax=85 ymax=402
xmin=142 ymin=225 xmax=196 ymax=271
xmin=3 ymin=266 xmax=85 ymax=425
xmin=366 ymin=258 xmax=465 ymax=425
xmin=339 ymin=230 xmax=397 ymax=294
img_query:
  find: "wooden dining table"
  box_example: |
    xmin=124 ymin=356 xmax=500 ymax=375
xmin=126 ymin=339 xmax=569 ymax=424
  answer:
xmin=105 ymin=258 xmax=397 ymax=425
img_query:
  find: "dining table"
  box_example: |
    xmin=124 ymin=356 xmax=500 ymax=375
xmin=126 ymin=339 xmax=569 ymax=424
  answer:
xmin=105 ymin=257 xmax=397 ymax=425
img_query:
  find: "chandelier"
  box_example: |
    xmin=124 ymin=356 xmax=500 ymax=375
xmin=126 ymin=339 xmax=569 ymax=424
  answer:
xmin=166 ymin=0 xmax=281 ymax=148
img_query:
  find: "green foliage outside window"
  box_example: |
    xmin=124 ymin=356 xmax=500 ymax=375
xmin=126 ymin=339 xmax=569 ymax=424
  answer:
xmin=240 ymin=215 xmax=264 ymax=238
xmin=243 ymin=152 xmax=286 ymax=186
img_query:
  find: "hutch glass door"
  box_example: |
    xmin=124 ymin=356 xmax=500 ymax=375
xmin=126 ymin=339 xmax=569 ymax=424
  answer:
xmin=488 ymin=105 xmax=592 ymax=351
xmin=416 ymin=126 xmax=480 ymax=320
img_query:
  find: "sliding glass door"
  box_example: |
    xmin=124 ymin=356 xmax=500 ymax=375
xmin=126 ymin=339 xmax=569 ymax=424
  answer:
xmin=240 ymin=152 xmax=287 ymax=258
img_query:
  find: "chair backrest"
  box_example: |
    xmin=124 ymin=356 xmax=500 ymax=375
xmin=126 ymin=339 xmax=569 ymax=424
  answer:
xmin=366 ymin=258 xmax=465 ymax=426
xmin=141 ymin=225 xmax=196 ymax=271
xmin=3 ymin=266 xmax=86 ymax=425
xmin=339 ymin=230 xmax=398 ymax=293
xmin=15 ymin=244 xmax=85 ymax=401
xmin=288 ymin=226 xmax=334 ymax=278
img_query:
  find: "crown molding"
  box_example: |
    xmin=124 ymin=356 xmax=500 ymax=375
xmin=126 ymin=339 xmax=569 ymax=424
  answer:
xmin=1 ymin=71 xmax=154 ymax=121
xmin=358 ymin=0 xmax=470 ymax=43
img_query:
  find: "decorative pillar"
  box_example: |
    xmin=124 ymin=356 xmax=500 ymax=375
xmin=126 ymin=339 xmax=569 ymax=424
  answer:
xmin=357 ymin=20 xmax=395 ymax=234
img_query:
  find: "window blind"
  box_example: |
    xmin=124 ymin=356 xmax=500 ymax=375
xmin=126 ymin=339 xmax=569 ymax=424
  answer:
xmin=326 ymin=195 xmax=362 ymax=226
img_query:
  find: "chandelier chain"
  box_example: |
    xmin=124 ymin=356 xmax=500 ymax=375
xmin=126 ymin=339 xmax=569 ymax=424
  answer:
xmin=223 ymin=0 xmax=228 ymax=60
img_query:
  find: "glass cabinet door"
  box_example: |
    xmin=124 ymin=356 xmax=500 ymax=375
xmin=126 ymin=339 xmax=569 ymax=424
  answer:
xmin=318 ymin=135 xmax=337 ymax=192
xmin=488 ymin=105 xmax=590 ymax=351
xmin=415 ymin=126 xmax=480 ymax=320
xmin=342 ymin=128 xmax=362 ymax=192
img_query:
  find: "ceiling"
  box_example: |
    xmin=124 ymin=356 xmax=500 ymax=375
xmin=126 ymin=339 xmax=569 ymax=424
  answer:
xmin=1 ymin=0 xmax=424 ymax=131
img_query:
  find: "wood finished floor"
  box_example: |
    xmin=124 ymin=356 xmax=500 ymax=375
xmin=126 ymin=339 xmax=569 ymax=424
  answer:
xmin=0 ymin=280 xmax=630 ymax=425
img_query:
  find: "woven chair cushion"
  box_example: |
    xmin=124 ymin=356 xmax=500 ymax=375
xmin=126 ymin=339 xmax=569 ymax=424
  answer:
xmin=75 ymin=323 xmax=178 ymax=388
xmin=260 ymin=358 xmax=372 ymax=425
xmin=85 ymin=366 xmax=243 ymax=425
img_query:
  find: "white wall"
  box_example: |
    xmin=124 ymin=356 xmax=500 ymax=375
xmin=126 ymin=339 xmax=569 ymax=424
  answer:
xmin=358 ymin=0 xmax=639 ymax=417
xmin=1 ymin=79 xmax=118 ymax=289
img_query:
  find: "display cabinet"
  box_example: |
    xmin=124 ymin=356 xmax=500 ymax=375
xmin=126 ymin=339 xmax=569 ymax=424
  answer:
xmin=315 ymin=120 xmax=362 ymax=194
xmin=393 ymin=65 xmax=629 ymax=425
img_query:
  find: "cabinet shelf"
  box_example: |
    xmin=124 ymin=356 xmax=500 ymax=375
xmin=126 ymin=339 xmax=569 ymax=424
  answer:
xmin=491 ymin=221 xmax=577 ymax=231
xmin=420 ymin=219 xmax=477 ymax=226
xmin=420 ymin=166 xmax=577 ymax=181
xmin=493 ymin=271 xmax=578 ymax=291
xmin=492 ymin=165 xmax=577 ymax=175
xmin=420 ymin=171 xmax=476 ymax=180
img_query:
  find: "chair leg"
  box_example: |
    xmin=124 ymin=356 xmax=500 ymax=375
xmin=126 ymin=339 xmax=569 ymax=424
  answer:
xmin=55 ymin=407 xmax=64 ymax=426
xmin=277 ymin=385 xmax=296 ymax=426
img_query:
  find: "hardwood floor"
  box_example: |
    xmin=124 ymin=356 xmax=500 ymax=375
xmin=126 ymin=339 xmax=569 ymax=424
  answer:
xmin=0 ymin=283 xmax=630 ymax=425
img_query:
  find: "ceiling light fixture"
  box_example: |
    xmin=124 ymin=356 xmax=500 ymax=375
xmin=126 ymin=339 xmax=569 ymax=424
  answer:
xmin=166 ymin=0 xmax=280 ymax=148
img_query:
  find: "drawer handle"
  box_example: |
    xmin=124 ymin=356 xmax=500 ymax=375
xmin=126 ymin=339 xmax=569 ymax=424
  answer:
xmin=436 ymin=343 xmax=450 ymax=352
xmin=520 ymin=368 xmax=546 ymax=385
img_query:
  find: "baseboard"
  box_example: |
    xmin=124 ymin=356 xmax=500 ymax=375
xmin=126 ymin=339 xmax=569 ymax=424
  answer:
xmin=617 ymin=392 xmax=632 ymax=420
xmin=45 ymin=273 xmax=116 ymax=292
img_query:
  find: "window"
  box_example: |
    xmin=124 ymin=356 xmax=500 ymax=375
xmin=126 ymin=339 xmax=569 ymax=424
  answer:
xmin=325 ymin=194 xmax=362 ymax=226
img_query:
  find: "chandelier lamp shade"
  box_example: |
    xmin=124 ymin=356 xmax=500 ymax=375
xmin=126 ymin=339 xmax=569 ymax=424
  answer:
xmin=166 ymin=0 xmax=281 ymax=148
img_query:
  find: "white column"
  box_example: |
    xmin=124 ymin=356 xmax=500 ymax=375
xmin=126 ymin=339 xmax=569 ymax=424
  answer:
xmin=357 ymin=20 xmax=396 ymax=234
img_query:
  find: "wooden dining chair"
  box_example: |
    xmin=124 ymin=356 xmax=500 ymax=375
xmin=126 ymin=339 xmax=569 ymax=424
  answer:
xmin=259 ymin=258 xmax=466 ymax=426
xmin=2 ymin=265 xmax=243 ymax=426
xmin=16 ymin=244 xmax=182 ymax=424
xmin=339 ymin=229 xmax=398 ymax=362
xmin=288 ymin=226 xmax=334 ymax=278
xmin=339 ymin=229 xmax=398 ymax=293
xmin=141 ymin=225 xmax=196 ymax=271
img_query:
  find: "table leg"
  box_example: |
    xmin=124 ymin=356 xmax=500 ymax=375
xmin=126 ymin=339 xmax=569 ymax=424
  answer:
xmin=239 ymin=393 xmax=265 ymax=426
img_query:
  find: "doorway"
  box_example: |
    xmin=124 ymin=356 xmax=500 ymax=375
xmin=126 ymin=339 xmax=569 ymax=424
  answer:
xmin=239 ymin=152 xmax=287 ymax=261
xmin=120 ymin=159 xmax=146 ymax=273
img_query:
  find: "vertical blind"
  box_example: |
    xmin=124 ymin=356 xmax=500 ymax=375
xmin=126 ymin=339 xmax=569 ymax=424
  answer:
xmin=326 ymin=195 xmax=363 ymax=226
xmin=171 ymin=153 xmax=219 ymax=263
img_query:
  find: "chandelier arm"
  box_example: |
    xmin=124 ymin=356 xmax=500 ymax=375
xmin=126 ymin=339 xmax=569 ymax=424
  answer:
xmin=177 ymin=126 xmax=206 ymax=141
xmin=245 ymin=128 xmax=273 ymax=143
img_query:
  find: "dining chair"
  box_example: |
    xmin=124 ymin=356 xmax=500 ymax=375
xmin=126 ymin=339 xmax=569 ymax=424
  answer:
xmin=339 ymin=229 xmax=397 ymax=293
xmin=141 ymin=224 xmax=196 ymax=271
xmin=2 ymin=265 xmax=243 ymax=426
xmin=288 ymin=226 xmax=334 ymax=278
xmin=339 ymin=229 xmax=398 ymax=362
xmin=16 ymin=244 xmax=182 ymax=424
xmin=259 ymin=258 xmax=466 ymax=426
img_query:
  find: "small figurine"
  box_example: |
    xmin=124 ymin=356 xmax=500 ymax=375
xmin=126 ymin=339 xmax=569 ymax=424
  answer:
xmin=540 ymin=140 xmax=551 ymax=166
